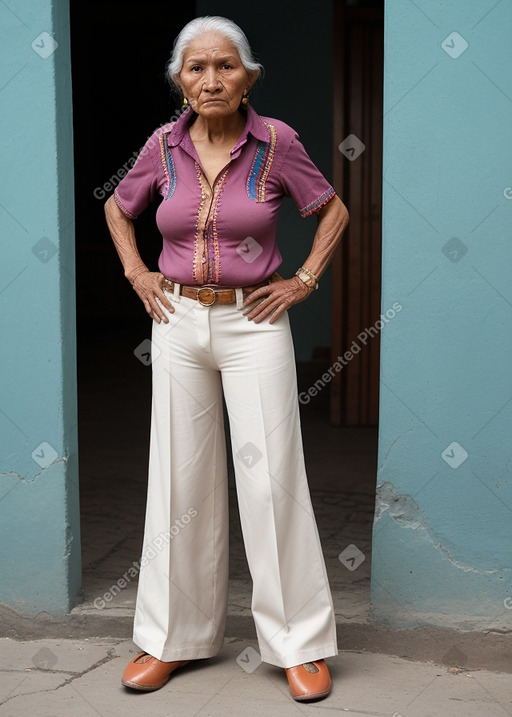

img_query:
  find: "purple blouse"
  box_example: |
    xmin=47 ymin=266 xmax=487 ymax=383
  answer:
xmin=114 ymin=105 xmax=336 ymax=287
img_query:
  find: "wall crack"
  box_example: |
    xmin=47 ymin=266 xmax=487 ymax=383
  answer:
xmin=375 ymin=482 xmax=498 ymax=575
xmin=0 ymin=457 xmax=68 ymax=484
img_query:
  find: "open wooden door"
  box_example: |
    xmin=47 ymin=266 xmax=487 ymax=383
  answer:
xmin=330 ymin=1 xmax=384 ymax=426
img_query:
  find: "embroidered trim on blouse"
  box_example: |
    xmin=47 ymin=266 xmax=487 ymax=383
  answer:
xmin=159 ymin=133 xmax=177 ymax=200
xmin=246 ymin=122 xmax=277 ymax=202
xmin=192 ymin=166 xmax=210 ymax=284
xmin=192 ymin=165 xmax=229 ymax=285
xmin=300 ymin=187 xmax=336 ymax=218
xmin=114 ymin=188 xmax=137 ymax=219
xmin=208 ymin=169 xmax=228 ymax=284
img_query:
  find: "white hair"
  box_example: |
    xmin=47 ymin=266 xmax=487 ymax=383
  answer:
xmin=166 ymin=16 xmax=263 ymax=93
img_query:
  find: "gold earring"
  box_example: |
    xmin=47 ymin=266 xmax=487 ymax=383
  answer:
xmin=241 ymin=94 xmax=249 ymax=106
xmin=182 ymin=97 xmax=188 ymax=107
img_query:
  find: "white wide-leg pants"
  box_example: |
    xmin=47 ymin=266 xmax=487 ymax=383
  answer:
xmin=132 ymin=286 xmax=337 ymax=669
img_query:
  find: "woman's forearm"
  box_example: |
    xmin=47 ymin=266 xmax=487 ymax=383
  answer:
xmin=104 ymin=195 xmax=149 ymax=284
xmin=301 ymin=195 xmax=349 ymax=280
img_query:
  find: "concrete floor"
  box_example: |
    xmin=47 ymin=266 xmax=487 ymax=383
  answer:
xmin=2 ymin=637 xmax=511 ymax=717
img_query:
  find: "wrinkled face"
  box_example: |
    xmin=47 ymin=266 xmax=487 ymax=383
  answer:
xmin=178 ymin=32 xmax=254 ymax=119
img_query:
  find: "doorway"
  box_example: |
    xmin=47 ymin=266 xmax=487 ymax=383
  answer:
xmin=70 ymin=0 xmax=383 ymax=638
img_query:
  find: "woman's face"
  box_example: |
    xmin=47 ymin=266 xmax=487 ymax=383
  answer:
xmin=178 ymin=32 xmax=254 ymax=119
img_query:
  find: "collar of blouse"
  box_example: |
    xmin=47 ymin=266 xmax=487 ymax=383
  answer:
xmin=166 ymin=104 xmax=271 ymax=160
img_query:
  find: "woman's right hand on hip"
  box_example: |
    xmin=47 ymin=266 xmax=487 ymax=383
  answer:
xmin=132 ymin=271 xmax=175 ymax=324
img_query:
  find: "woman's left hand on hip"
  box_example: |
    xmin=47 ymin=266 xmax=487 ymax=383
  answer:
xmin=242 ymin=276 xmax=312 ymax=324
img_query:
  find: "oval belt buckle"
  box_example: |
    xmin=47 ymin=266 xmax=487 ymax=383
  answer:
xmin=197 ymin=287 xmax=216 ymax=306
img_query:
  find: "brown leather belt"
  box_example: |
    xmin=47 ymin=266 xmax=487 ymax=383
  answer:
xmin=162 ymin=276 xmax=274 ymax=307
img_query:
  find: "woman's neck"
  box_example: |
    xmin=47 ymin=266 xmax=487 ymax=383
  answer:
xmin=189 ymin=110 xmax=247 ymax=145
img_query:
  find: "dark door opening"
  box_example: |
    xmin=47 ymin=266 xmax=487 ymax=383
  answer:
xmin=70 ymin=1 xmax=382 ymax=638
xmin=70 ymin=0 xmax=197 ymax=614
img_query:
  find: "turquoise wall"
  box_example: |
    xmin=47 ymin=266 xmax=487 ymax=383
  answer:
xmin=372 ymin=0 xmax=512 ymax=629
xmin=0 ymin=0 xmax=80 ymax=615
xmin=197 ymin=0 xmax=334 ymax=360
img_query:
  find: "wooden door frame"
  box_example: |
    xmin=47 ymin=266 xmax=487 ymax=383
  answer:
xmin=330 ymin=1 xmax=384 ymax=426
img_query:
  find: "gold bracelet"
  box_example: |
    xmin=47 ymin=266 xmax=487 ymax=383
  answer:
xmin=295 ymin=266 xmax=318 ymax=290
xmin=297 ymin=266 xmax=318 ymax=283
xmin=295 ymin=266 xmax=319 ymax=290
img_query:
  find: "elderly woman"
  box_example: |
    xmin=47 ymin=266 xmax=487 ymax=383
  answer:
xmin=105 ymin=15 xmax=348 ymax=702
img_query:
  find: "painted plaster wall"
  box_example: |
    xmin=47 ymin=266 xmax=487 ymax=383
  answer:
xmin=371 ymin=0 xmax=512 ymax=629
xmin=0 ymin=0 xmax=80 ymax=615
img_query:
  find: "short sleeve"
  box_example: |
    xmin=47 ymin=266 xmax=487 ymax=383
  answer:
xmin=113 ymin=136 xmax=159 ymax=219
xmin=278 ymin=134 xmax=336 ymax=218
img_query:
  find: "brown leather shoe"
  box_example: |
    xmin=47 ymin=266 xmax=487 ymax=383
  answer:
xmin=121 ymin=652 xmax=190 ymax=691
xmin=285 ymin=659 xmax=332 ymax=701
